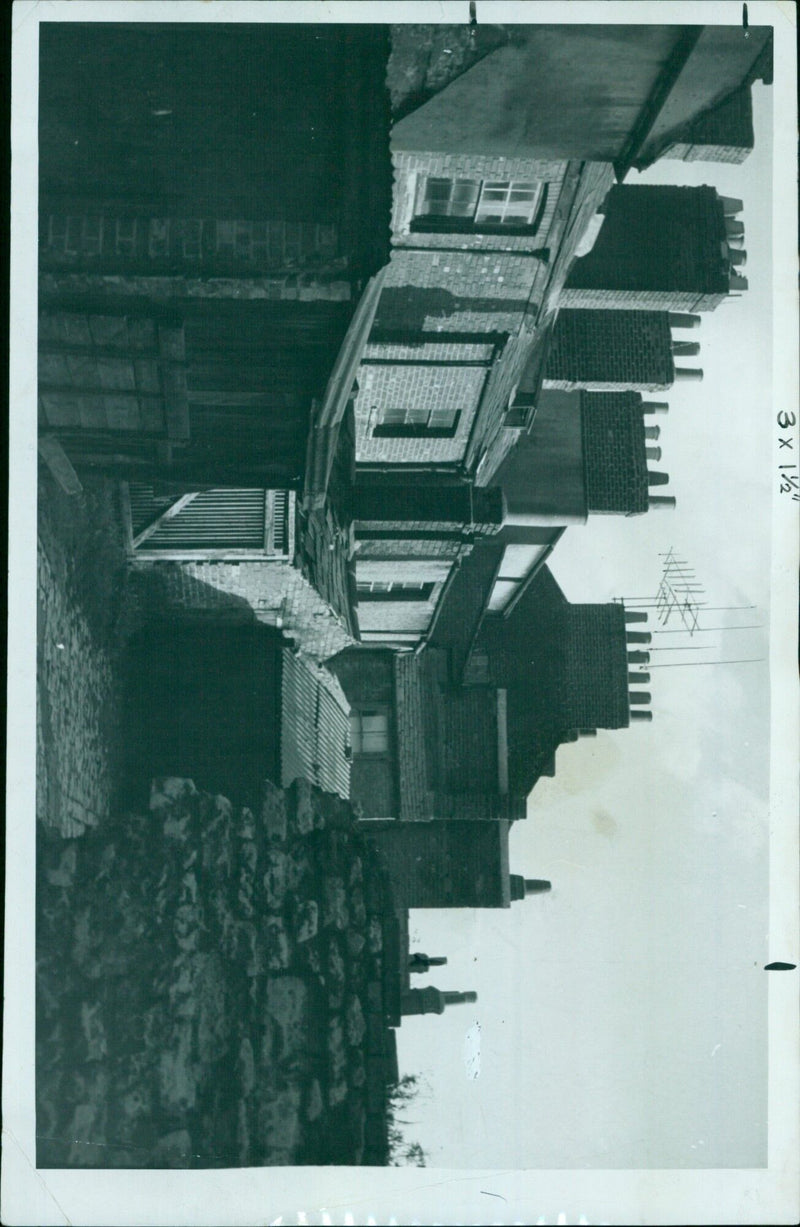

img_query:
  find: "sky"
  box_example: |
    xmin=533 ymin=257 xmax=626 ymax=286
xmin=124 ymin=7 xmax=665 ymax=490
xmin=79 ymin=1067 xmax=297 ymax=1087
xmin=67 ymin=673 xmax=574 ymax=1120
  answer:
xmin=395 ymin=81 xmax=774 ymax=1171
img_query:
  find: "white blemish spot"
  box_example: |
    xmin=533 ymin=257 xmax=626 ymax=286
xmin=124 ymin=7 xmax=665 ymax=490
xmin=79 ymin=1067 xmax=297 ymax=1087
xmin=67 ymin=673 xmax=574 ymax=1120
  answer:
xmin=711 ymin=1043 xmax=721 ymax=1057
xmin=464 ymin=1021 xmax=481 ymax=1079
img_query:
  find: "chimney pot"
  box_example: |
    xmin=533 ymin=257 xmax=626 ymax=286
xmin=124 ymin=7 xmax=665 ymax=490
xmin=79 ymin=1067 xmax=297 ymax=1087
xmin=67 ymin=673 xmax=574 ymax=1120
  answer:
xmin=627 ymin=650 xmax=650 ymax=664
xmin=730 ymin=249 xmax=747 ymax=267
xmin=729 ymin=274 xmax=748 ymax=291
xmin=630 ymin=709 xmax=654 ymax=722
xmin=642 ymin=401 xmax=669 ymax=415
xmin=645 ymin=446 xmax=662 ymax=461
xmin=674 ymin=367 xmax=704 ymax=382
xmin=628 ymin=671 xmax=651 ymax=684
xmin=668 ymin=312 xmax=701 ymax=329
xmin=525 ymin=879 xmax=552 ymax=895
xmin=720 ymin=195 xmax=744 ymax=216
xmin=649 ymin=495 xmax=677 ymax=509
xmin=629 ymin=691 xmax=652 ymax=705
xmin=624 ymin=610 xmax=648 ymax=623
xmin=442 ymin=990 xmax=478 ymax=1007
xmin=648 ymin=471 xmax=670 ymax=486
xmin=672 ymin=340 xmax=700 ymax=357
xmin=626 ymin=631 xmax=652 ymax=644
xmin=725 ymin=217 xmax=745 ymax=238
xmin=644 ymin=425 xmax=661 ymax=440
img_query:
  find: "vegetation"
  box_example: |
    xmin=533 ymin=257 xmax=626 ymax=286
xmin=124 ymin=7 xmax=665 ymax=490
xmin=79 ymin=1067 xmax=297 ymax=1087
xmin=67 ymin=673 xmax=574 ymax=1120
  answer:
xmin=386 ymin=1073 xmax=428 ymax=1167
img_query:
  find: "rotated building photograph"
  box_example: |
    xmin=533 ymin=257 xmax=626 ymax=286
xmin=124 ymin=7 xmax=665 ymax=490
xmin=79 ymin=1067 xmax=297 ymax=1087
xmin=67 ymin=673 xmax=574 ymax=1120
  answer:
xmin=33 ymin=15 xmax=774 ymax=1170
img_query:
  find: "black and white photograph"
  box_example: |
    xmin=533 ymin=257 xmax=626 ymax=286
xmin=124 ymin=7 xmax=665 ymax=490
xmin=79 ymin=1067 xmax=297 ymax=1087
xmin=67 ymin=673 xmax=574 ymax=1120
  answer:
xmin=3 ymin=1 xmax=798 ymax=1223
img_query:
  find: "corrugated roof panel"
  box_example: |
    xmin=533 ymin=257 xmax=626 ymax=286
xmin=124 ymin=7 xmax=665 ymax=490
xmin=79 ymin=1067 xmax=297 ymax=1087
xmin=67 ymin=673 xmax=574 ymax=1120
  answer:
xmin=280 ymin=651 xmax=351 ymax=799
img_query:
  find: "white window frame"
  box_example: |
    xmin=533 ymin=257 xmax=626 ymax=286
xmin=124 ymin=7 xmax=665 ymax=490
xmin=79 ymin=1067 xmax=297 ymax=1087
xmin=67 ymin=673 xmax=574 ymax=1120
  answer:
xmin=374 ymin=406 xmax=461 ymax=437
xmin=414 ymin=176 xmax=545 ymax=230
xmin=474 ymin=180 xmax=543 ymax=226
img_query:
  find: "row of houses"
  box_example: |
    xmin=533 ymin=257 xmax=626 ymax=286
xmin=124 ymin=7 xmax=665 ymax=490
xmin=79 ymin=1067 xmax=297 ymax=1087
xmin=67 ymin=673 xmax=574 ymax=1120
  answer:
xmin=38 ymin=20 xmax=772 ymax=1045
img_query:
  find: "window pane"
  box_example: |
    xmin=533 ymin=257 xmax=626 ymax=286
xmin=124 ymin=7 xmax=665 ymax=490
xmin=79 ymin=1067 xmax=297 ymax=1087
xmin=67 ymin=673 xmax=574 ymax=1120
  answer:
xmin=349 ymin=712 xmax=362 ymax=754
xmin=476 ymin=179 xmax=542 ymax=225
xmin=425 ymin=178 xmax=451 ymax=200
xmin=428 ymin=408 xmax=457 ymax=429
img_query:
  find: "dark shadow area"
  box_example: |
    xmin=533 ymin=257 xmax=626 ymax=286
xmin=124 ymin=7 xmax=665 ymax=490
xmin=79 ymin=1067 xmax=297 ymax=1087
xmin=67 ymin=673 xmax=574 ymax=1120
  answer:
xmin=119 ymin=621 xmax=285 ymax=811
xmin=373 ymin=286 xmax=531 ymax=335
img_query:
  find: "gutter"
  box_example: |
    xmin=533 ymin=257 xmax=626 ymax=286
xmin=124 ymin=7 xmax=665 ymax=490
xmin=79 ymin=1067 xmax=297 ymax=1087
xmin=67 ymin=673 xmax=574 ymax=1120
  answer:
xmin=501 ymin=527 xmax=567 ymax=621
xmin=613 ymin=27 xmax=703 ymax=181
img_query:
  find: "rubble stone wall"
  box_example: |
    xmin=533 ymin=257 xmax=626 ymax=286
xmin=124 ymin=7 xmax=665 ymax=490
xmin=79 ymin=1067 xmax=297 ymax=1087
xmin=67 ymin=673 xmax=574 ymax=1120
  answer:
xmin=36 ymin=777 xmax=396 ymax=1167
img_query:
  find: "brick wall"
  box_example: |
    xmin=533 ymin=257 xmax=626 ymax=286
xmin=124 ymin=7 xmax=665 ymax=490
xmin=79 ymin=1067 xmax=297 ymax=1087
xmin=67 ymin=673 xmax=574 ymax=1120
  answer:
xmin=363 ymin=339 xmax=494 ymax=363
xmin=365 ymin=819 xmax=510 ymax=908
xmin=580 ymin=392 xmax=650 ymax=515
xmin=394 ymin=653 xmax=436 ymax=821
xmin=390 ymin=151 xmax=566 ymax=248
xmin=560 ymin=603 xmax=630 ymax=729
xmin=439 ymin=688 xmax=498 ymax=794
xmin=560 ymin=286 xmax=727 ymax=312
xmin=355 ymin=538 xmax=463 ymax=561
xmin=544 ymin=309 xmax=675 ymax=392
xmin=374 ymin=248 xmax=548 ymax=334
xmin=353 ymin=361 xmax=487 ymax=465
xmin=129 ymin=558 xmax=355 ymax=663
xmin=667 ymin=85 xmax=754 ymax=165
xmin=563 ymin=185 xmax=730 ymax=312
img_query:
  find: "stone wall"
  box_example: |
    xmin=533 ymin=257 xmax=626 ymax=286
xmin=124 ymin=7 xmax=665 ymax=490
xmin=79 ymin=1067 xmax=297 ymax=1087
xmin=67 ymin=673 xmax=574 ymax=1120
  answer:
xmin=36 ymin=777 xmax=398 ymax=1167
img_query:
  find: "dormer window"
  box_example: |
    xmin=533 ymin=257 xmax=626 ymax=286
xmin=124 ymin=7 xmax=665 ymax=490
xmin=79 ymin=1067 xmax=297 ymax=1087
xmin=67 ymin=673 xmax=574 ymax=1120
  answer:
xmin=412 ymin=177 xmax=548 ymax=235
